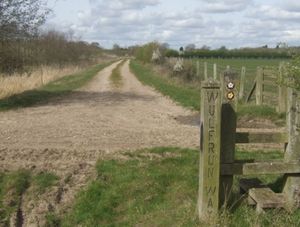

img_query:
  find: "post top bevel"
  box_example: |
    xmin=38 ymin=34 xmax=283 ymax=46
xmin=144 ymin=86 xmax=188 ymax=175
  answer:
xmin=201 ymin=79 xmax=221 ymax=89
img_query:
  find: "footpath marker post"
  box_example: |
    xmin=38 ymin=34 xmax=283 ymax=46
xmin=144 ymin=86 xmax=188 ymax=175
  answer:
xmin=220 ymin=70 xmax=238 ymax=206
xmin=198 ymin=79 xmax=222 ymax=220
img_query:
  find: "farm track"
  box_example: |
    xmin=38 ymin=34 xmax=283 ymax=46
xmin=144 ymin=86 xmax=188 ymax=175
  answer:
xmin=0 ymin=60 xmax=199 ymax=225
xmin=0 ymin=60 xmax=199 ymax=171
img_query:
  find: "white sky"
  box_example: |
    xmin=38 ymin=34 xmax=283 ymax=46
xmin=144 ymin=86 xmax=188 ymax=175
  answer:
xmin=44 ymin=0 xmax=300 ymax=49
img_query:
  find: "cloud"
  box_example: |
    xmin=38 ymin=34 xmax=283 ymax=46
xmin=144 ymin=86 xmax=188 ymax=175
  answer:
xmin=281 ymin=0 xmax=300 ymax=12
xmin=45 ymin=0 xmax=300 ymax=48
xmin=198 ymin=0 xmax=253 ymax=13
xmin=248 ymin=4 xmax=300 ymax=21
xmin=89 ymin=0 xmax=160 ymax=10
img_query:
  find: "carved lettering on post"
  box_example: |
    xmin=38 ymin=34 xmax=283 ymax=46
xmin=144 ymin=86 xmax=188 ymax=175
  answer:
xmin=198 ymin=80 xmax=221 ymax=220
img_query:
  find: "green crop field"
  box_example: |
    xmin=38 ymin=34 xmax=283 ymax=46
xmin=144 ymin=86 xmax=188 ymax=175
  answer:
xmin=191 ymin=58 xmax=284 ymax=72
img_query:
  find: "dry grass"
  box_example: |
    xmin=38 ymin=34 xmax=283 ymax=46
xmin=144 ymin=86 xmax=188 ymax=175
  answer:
xmin=0 ymin=65 xmax=85 ymax=99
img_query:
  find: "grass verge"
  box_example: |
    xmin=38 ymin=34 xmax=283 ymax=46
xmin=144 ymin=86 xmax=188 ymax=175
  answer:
xmin=130 ymin=60 xmax=200 ymax=110
xmin=32 ymin=172 xmax=59 ymax=193
xmin=0 ymin=170 xmax=59 ymax=225
xmin=0 ymin=62 xmax=112 ymax=111
xmin=130 ymin=60 xmax=285 ymax=122
xmin=237 ymin=104 xmax=285 ymax=123
xmin=110 ymin=60 xmax=126 ymax=88
xmin=62 ymin=147 xmax=300 ymax=227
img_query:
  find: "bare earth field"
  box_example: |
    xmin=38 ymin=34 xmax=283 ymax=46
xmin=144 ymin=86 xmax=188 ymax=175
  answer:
xmin=0 ymin=60 xmax=199 ymax=225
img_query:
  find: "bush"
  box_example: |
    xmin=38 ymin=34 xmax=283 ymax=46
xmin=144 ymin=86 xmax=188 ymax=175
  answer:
xmin=134 ymin=42 xmax=165 ymax=64
xmin=282 ymin=56 xmax=300 ymax=90
xmin=0 ymin=30 xmax=103 ymax=74
xmin=181 ymin=60 xmax=197 ymax=81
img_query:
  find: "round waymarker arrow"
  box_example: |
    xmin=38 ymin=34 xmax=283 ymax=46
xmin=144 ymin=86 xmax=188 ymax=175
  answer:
xmin=227 ymin=91 xmax=235 ymax=100
xmin=227 ymin=82 xmax=235 ymax=89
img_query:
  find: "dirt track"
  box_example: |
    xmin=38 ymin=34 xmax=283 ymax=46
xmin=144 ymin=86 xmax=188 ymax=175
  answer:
xmin=0 ymin=60 xmax=199 ymax=225
xmin=0 ymin=60 xmax=198 ymax=173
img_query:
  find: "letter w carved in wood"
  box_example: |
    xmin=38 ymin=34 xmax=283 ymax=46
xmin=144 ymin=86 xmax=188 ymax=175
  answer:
xmin=206 ymin=186 xmax=216 ymax=195
xmin=207 ymin=91 xmax=219 ymax=102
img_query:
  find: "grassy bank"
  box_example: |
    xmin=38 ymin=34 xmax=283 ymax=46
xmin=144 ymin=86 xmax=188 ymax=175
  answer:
xmin=61 ymin=147 xmax=299 ymax=226
xmin=130 ymin=60 xmax=200 ymax=110
xmin=130 ymin=60 xmax=283 ymax=120
xmin=0 ymin=62 xmax=113 ymax=111
xmin=0 ymin=170 xmax=59 ymax=225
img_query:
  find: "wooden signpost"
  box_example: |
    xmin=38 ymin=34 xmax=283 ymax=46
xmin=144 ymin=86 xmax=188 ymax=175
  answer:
xmin=198 ymin=70 xmax=300 ymax=221
xmin=198 ymin=79 xmax=221 ymax=220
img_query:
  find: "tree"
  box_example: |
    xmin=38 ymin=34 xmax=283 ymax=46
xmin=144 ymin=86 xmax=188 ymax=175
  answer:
xmin=283 ymin=56 xmax=300 ymax=90
xmin=185 ymin=43 xmax=196 ymax=51
xmin=276 ymin=42 xmax=288 ymax=49
xmin=160 ymin=42 xmax=170 ymax=49
xmin=0 ymin=0 xmax=50 ymax=40
xmin=200 ymin=45 xmax=210 ymax=50
xmin=113 ymin=43 xmax=121 ymax=50
xmin=91 ymin=42 xmax=101 ymax=48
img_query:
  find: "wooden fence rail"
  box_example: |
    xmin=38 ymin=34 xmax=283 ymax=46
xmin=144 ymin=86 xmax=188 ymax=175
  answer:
xmin=245 ymin=64 xmax=288 ymax=113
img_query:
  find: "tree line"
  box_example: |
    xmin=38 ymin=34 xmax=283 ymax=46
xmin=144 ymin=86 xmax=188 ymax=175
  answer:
xmin=0 ymin=0 xmax=103 ymax=74
xmin=131 ymin=42 xmax=297 ymax=63
xmin=165 ymin=47 xmax=295 ymax=59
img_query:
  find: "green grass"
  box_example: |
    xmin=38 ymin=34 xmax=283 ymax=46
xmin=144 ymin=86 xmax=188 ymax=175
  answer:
xmin=130 ymin=60 xmax=284 ymax=121
xmin=0 ymin=62 xmax=112 ymax=111
xmin=0 ymin=170 xmax=31 ymax=224
xmin=238 ymin=104 xmax=284 ymax=119
xmin=110 ymin=60 xmax=125 ymax=87
xmin=193 ymin=58 xmax=284 ymax=85
xmin=32 ymin=172 xmax=59 ymax=193
xmin=0 ymin=170 xmax=59 ymax=225
xmin=62 ymin=147 xmax=300 ymax=227
xmin=130 ymin=60 xmax=200 ymax=110
xmin=194 ymin=58 xmax=283 ymax=73
xmin=0 ymin=170 xmax=31 ymax=225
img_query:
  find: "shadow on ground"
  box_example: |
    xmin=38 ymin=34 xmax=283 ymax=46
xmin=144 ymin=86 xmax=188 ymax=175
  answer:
xmin=0 ymin=90 xmax=157 ymax=110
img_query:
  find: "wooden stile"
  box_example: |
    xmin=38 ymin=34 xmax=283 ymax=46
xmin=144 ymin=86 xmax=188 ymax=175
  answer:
xmin=198 ymin=71 xmax=300 ymax=219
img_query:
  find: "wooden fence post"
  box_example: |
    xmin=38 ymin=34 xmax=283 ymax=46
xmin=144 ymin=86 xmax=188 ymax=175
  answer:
xmin=220 ymin=70 xmax=237 ymax=206
xmin=239 ymin=67 xmax=246 ymax=100
xmin=204 ymin=62 xmax=208 ymax=80
xmin=213 ymin=63 xmax=217 ymax=80
xmin=283 ymin=88 xmax=300 ymax=208
xmin=198 ymin=80 xmax=221 ymax=220
xmin=256 ymin=67 xmax=263 ymax=105
xmin=222 ymin=69 xmax=239 ymax=109
xmin=196 ymin=60 xmax=200 ymax=79
xmin=278 ymin=63 xmax=287 ymax=113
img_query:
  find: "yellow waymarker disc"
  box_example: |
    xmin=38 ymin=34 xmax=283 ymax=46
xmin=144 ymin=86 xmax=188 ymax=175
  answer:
xmin=227 ymin=91 xmax=235 ymax=100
